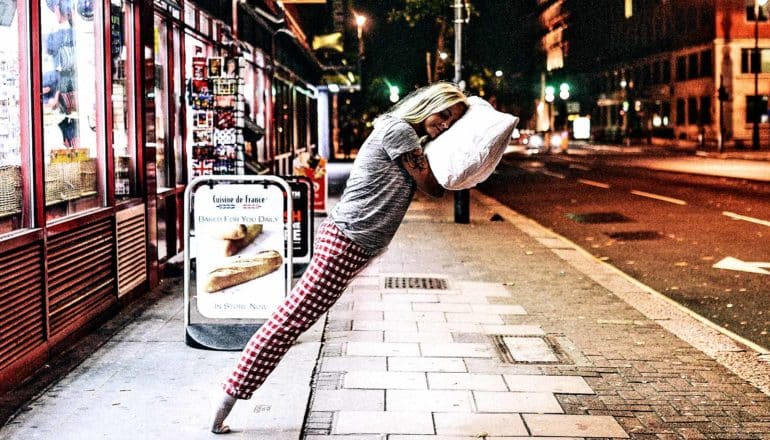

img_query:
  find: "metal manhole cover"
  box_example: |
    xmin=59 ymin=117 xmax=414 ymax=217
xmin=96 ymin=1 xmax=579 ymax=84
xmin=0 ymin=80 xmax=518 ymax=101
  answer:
xmin=490 ymin=335 xmax=571 ymax=364
xmin=383 ymin=276 xmax=448 ymax=290
xmin=566 ymin=212 xmax=632 ymax=224
xmin=606 ymin=230 xmax=662 ymax=241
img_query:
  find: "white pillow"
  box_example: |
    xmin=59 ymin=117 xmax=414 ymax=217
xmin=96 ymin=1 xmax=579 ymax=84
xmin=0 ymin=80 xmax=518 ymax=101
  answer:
xmin=424 ymin=96 xmax=519 ymax=190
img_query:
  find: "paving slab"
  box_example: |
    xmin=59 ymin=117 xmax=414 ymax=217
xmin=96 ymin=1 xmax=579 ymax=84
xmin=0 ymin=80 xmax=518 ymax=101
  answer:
xmin=473 ymin=391 xmax=564 ymax=413
xmin=387 ymin=357 xmax=467 ymax=373
xmin=334 ymin=411 xmax=434 ymax=435
xmin=420 ymin=342 xmax=495 ymax=358
xmin=433 ymin=413 xmax=528 ymax=436
xmin=343 ymin=371 xmax=427 ymax=390
xmin=523 ymin=414 xmax=629 ymax=438
xmin=345 ymin=341 xmax=420 ymax=357
xmin=387 ymin=389 xmax=473 ymax=412
xmin=427 ymin=372 xmax=508 ymax=391
xmin=503 ymin=374 xmax=595 ymax=394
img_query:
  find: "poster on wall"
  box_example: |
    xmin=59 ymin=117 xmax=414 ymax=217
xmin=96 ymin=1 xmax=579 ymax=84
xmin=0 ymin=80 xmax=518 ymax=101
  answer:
xmin=193 ymin=182 xmax=290 ymax=320
xmin=188 ymin=56 xmax=245 ymax=178
xmin=282 ymin=176 xmax=313 ymax=264
xmin=293 ymin=152 xmax=327 ymax=214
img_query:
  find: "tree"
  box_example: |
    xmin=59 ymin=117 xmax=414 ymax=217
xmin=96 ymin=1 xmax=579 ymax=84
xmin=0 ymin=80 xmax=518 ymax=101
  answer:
xmin=387 ymin=1 xmax=475 ymax=83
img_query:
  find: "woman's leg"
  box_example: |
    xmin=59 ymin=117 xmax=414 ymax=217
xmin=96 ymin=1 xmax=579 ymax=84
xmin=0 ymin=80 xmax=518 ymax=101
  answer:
xmin=211 ymin=220 xmax=371 ymax=432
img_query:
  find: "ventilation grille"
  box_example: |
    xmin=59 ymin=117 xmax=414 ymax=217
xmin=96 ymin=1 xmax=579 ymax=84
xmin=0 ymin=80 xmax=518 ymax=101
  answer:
xmin=0 ymin=242 xmax=45 ymax=370
xmin=47 ymin=218 xmax=116 ymax=335
xmin=116 ymin=205 xmax=147 ymax=297
xmin=383 ymin=276 xmax=448 ymax=290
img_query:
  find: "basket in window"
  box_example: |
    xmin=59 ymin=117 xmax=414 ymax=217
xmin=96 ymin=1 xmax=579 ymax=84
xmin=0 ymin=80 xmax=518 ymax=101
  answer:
xmin=45 ymin=165 xmax=63 ymax=203
xmin=80 ymin=158 xmax=97 ymax=194
xmin=59 ymin=162 xmax=82 ymax=200
xmin=0 ymin=165 xmax=22 ymax=214
xmin=45 ymin=162 xmax=82 ymax=202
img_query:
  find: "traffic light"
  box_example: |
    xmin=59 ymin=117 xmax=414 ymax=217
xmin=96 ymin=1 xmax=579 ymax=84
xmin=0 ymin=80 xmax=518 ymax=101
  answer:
xmin=544 ymin=85 xmax=555 ymax=103
xmin=559 ymin=82 xmax=570 ymax=100
xmin=389 ymin=85 xmax=400 ymax=103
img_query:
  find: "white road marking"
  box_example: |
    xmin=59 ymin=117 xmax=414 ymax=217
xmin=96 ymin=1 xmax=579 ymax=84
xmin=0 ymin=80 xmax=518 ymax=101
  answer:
xmin=541 ymin=170 xmax=566 ymax=179
xmin=713 ymin=257 xmax=770 ymax=275
xmin=569 ymin=164 xmax=591 ymax=171
xmin=722 ymin=211 xmax=770 ymax=227
xmin=577 ymin=179 xmax=610 ymax=189
xmin=630 ymin=190 xmax=687 ymax=205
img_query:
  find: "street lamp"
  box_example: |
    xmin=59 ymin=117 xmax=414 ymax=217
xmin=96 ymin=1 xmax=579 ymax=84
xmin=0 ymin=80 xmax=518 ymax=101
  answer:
xmin=752 ymin=0 xmax=768 ymax=150
xmin=354 ymin=13 xmax=367 ymax=92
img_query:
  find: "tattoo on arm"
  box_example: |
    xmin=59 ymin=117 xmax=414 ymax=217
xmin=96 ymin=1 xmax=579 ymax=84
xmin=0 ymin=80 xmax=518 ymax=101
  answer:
xmin=403 ymin=149 xmax=428 ymax=172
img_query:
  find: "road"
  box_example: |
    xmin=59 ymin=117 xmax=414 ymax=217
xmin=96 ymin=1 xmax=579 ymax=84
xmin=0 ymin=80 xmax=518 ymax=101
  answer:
xmin=478 ymin=151 xmax=770 ymax=351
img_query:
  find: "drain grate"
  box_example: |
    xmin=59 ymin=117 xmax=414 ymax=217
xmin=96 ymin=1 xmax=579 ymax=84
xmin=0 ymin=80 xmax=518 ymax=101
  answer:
xmin=383 ymin=276 xmax=448 ymax=290
xmin=606 ymin=230 xmax=662 ymax=241
xmin=566 ymin=212 xmax=632 ymax=224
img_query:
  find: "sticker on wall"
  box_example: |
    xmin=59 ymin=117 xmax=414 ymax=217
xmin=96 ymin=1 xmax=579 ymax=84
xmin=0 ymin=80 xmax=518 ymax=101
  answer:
xmin=207 ymin=57 xmax=223 ymax=78
xmin=193 ymin=129 xmax=212 ymax=144
xmin=192 ymin=159 xmax=215 ymax=177
xmin=192 ymin=57 xmax=207 ymax=79
xmin=213 ymin=79 xmax=238 ymax=95
xmin=193 ymin=111 xmax=213 ymax=128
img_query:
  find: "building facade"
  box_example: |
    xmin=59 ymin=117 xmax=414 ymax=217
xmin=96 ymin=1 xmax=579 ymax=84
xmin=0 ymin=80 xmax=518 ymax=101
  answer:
xmin=539 ymin=0 xmax=769 ymax=149
xmin=0 ymin=0 xmax=334 ymax=392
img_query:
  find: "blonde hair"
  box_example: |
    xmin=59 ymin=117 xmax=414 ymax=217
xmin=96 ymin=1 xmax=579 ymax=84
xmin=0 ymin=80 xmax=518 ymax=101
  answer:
xmin=384 ymin=82 xmax=467 ymax=124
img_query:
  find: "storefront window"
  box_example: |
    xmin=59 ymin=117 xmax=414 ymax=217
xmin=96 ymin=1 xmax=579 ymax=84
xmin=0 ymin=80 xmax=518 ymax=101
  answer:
xmin=173 ymin=27 xmax=184 ymax=185
xmin=111 ymin=0 xmax=135 ymax=199
xmin=154 ymin=15 xmax=169 ymax=191
xmin=42 ymin=0 xmax=103 ymax=220
xmin=274 ymin=80 xmax=292 ymax=155
xmin=0 ymin=3 xmax=25 ymax=234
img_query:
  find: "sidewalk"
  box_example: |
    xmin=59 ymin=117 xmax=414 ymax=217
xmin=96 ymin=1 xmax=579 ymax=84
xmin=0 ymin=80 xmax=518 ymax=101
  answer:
xmin=2 ymin=162 xmax=770 ymax=439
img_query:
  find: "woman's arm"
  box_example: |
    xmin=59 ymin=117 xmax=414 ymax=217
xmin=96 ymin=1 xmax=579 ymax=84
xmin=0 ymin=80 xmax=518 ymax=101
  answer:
xmin=400 ymin=148 xmax=445 ymax=198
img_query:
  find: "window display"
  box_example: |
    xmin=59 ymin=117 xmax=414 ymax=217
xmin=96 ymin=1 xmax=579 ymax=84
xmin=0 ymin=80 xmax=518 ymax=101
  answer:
xmin=154 ymin=16 xmax=170 ymax=191
xmin=111 ymin=0 xmax=135 ymax=198
xmin=188 ymin=54 xmax=245 ymax=177
xmin=0 ymin=5 xmax=23 ymax=233
xmin=41 ymin=0 xmax=102 ymax=219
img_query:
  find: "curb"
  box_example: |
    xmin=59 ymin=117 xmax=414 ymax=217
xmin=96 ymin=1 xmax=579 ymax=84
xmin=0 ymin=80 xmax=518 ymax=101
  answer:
xmin=471 ymin=190 xmax=770 ymax=395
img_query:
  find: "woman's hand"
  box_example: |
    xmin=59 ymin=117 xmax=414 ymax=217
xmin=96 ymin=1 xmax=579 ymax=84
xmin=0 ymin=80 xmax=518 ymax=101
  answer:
xmin=400 ymin=148 xmax=445 ymax=198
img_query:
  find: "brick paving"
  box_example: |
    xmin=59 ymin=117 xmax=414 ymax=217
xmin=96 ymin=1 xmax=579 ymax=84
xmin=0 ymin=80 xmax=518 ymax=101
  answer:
xmin=302 ymin=190 xmax=770 ymax=439
xmin=2 ymin=161 xmax=770 ymax=439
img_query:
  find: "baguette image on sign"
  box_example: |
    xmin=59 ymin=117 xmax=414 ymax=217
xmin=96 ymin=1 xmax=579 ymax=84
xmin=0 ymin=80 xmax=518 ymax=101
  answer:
xmin=194 ymin=183 xmax=288 ymax=319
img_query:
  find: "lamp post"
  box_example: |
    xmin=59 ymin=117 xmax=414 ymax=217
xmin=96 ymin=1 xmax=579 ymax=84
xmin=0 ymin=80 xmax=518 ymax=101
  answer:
xmin=752 ymin=0 xmax=768 ymax=150
xmin=354 ymin=13 xmax=367 ymax=93
xmin=453 ymin=0 xmax=469 ymax=224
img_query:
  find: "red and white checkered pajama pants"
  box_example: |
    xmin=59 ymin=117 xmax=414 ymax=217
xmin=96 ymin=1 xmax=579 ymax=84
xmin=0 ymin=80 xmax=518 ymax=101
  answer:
xmin=223 ymin=219 xmax=372 ymax=399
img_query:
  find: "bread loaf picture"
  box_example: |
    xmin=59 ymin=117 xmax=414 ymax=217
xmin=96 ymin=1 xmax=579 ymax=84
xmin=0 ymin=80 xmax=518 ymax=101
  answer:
xmin=204 ymin=250 xmax=283 ymax=293
xmin=210 ymin=223 xmax=248 ymax=240
xmin=211 ymin=223 xmax=263 ymax=256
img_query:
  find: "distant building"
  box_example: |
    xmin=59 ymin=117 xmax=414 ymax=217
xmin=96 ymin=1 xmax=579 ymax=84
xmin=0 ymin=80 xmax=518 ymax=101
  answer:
xmin=538 ymin=0 xmax=769 ymax=150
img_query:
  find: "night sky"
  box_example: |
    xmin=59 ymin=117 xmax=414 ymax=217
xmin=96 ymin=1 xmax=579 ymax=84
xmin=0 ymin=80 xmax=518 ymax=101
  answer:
xmin=358 ymin=1 xmax=541 ymax=95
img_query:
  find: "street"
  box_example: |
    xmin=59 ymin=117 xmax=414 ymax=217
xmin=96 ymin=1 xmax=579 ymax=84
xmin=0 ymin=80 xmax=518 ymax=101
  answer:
xmin=479 ymin=150 xmax=770 ymax=350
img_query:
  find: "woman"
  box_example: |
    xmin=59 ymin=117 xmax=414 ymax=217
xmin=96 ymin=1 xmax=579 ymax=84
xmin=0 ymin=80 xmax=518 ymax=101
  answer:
xmin=210 ymin=81 xmax=468 ymax=433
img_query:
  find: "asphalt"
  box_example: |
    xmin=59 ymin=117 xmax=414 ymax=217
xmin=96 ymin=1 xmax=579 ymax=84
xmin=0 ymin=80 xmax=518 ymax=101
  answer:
xmin=2 ymin=151 xmax=770 ymax=439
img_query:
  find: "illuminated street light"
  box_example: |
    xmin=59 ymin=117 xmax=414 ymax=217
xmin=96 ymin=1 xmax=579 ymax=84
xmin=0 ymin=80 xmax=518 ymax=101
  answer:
xmin=495 ymin=70 xmax=503 ymax=77
xmin=439 ymin=52 xmax=448 ymax=61
xmin=353 ymin=12 xmax=368 ymax=94
xmin=355 ymin=14 xmax=367 ymax=42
